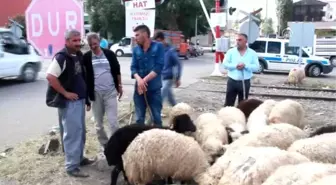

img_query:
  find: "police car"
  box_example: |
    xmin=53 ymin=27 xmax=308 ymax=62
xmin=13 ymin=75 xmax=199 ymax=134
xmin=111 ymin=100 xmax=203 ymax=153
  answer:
xmin=249 ymin=38 xmax=333 ymax=77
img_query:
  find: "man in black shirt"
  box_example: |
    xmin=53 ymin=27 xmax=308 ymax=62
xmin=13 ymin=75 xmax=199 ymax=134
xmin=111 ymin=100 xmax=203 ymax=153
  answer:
xmin=46 ymin=29 xmax=94 ymax=178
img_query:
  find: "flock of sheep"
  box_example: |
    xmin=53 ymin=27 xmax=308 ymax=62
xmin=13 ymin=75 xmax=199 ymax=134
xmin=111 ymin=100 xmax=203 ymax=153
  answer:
xmin=103 ymin=98 xmax=336 ymax=185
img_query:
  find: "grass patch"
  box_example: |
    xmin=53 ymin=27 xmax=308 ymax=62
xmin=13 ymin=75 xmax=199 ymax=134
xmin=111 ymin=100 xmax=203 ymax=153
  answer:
xmin=0 ymin=101 xmax=173 ymax=185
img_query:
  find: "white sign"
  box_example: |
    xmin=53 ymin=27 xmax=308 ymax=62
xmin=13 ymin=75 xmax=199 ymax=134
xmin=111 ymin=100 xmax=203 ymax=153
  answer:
xmin=125 ymin=0 xmax=155 ymax=10
xmin=288 ymin=22 xmax=315 ymax=47
xmin=125 ymin=9 xmax=155 ymax=37
xmin=210 ymin=12 xmax=226 ymax=27
xmin=239 ymin=20 xmax=260 ymax=44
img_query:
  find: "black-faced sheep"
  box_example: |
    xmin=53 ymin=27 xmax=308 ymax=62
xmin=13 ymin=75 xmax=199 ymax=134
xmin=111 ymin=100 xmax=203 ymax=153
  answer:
xmin=104 ymin=114 xmax=196 ymax=185
xmin=237 ymin=98 xmax=263 ymax=119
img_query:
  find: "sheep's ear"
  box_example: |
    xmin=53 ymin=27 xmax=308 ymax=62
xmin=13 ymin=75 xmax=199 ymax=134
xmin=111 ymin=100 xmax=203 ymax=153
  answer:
xmin=226 ymin=127 xmax=235 ymax=133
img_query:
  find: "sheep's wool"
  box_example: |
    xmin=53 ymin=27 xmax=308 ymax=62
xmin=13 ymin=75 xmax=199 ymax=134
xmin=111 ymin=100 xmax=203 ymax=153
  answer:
xmin=288 ymin=133 xmax=336 ymax=164
xmin=227 ymin=123 xmax=308 ymax=151
xmin=168 ymin=102 xmax=193 ymax=126
xmin=122 ymin=129 xmax=210 ymax=185
xmin=262 ymin=162 xmax=336 ymax=185
xmin=217 ymin=106 xmax=246 ymax=130
xmin=310 ymin=175 xmax=336 ymax=185
xmin=218 ymin=146 xmax=310 ymax=185
xmin=287 ymin=67 xmax=305 ymax=85
xmin=247 ymin=99 xmax=277 ymax=133
xmin=268 ymin=99 xmax=305 ymax=129
xmin=193 ymin=113 xmax=228 ymax=162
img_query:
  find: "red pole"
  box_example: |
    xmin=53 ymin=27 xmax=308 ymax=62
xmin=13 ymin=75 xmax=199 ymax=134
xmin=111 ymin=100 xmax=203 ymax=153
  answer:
xmin=215 ymin=0 xmax=221 ymax=64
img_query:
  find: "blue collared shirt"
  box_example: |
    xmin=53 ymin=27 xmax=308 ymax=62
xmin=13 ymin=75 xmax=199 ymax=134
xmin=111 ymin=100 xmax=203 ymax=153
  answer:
xmin=130 ymin=41 xmax=165 ymax=91
xmin=222 ymin=47 xmax=260 ymax=80
xmin=161 ymin=44 xmax=182 ymax=80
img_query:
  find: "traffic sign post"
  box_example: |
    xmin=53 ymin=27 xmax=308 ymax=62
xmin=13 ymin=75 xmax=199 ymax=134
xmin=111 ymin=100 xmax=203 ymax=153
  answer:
xmin=25 ymin=0 xmax=84 ymax=58
xmin=238 ymin=9 xmax=262 ymax=44
xmin=288 ymin=22 xmax=315 ymax=67
xmin=123 ymin=0 xmax=156 ymax=38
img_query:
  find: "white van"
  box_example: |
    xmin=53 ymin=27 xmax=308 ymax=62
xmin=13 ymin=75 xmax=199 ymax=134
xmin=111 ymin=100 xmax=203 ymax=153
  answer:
xmin=0 ymin=29 xmax=42 ymax=82
xmin=110 ymin=37 xmax=133 ymax=57
xmin=249 ymin=38 xmax=333 ymax=77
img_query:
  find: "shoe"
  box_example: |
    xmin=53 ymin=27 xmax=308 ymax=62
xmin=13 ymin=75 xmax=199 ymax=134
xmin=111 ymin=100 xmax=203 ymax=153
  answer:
xmin=67 ymin=168 xmax=89 ymax=178
xmin=80 ymin=157 xmax=95 ymax=166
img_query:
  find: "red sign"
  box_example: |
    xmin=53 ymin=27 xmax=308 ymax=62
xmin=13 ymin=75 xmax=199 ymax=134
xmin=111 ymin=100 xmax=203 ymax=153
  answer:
xmin=25 ymin=0 xmax=84 ymax=58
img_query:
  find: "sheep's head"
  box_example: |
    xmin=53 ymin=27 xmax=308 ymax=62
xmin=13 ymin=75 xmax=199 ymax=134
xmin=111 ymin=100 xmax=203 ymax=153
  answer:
xmin=226 ymin=126 xmax=249 ymax=144
xmin=203 ymin=138 xmax=225 ymax=163
xmin=171 ymin=114 xmax=196 ymax=133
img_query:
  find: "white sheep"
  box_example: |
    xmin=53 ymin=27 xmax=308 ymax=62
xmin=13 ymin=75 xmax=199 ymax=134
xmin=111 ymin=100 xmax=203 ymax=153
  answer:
xmin=225 ymin=123 xmax=308 ymax=151
xmin=310 ymin=175 xmax=336 ymax=185
xmin=217 ymin=146 xmax=310 ymax=185
xmin=193 ymin=113 xmax=229 ymax=163
xmin=262 ymin=162 xmax=336 ymax=185
xmin=287 ymin=67 xmax=305 ymax=86
xmin=217 ymin=106 xmax=248 ymax=139
xmin=287 ymin=133 xmax=336 ymax=164
xmin=122 ymin=129 xmax=210 ymax=185
xmin=247 ymin=99 xmax=277 ymax=133
xmin=168 ymin=102 xmax=193 ymax=127
xmin=268 ymin=99 xmax=305 ymax=129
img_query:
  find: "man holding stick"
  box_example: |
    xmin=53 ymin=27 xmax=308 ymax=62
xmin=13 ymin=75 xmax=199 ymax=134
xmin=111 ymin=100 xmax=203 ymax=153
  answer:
xmin=222 ymin=33 xmax=259 ymax=106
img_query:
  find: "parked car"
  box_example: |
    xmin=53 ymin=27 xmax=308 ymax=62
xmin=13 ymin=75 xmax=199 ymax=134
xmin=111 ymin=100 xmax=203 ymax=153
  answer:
xmin=0 ymin=35 xmax=42 ymax=82
xmin=249 ymin=38 xmax=333 ymax=77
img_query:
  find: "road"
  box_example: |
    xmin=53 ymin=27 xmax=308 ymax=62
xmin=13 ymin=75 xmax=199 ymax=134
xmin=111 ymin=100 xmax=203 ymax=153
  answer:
xmin=0 ymin=54 xmax=215 ymax=151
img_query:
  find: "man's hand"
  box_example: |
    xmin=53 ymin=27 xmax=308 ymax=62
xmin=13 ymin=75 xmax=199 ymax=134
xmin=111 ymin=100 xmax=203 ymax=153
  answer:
xmin=64 ymin=92 xmax=79 ymax=100
xmin=236 ymin=63 xmax=245 ymax=70
xmin=175 ymin=80 xmax=181 ymax=88
xmin=136 ymin=78 xmax=147 ymax=95
xmin=86 ymin=105 xmax=91 ymax=111
xmin=118 ymin=86 xmax=123 ymax=101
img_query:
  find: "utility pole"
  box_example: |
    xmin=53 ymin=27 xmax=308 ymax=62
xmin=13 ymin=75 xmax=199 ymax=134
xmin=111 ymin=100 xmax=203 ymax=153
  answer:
xmin=195 ymin=16 xmax=198 ymax=38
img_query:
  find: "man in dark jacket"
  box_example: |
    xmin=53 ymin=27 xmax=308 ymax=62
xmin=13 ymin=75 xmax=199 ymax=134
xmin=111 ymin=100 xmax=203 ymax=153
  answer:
xmin=154 ymin=31 xmax=182 ymax=106
xmin=46 ymin=29 xmax=93 ymax=178
xmin=83 ymin=32 xmax=123 ymax=150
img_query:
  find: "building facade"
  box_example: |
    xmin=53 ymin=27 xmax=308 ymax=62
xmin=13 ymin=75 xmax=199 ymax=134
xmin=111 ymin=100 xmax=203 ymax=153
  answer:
xmin=0 ymin=0 xmax=31 ymax=27
xmin=292 ymin=0 xmax=328 ymax=22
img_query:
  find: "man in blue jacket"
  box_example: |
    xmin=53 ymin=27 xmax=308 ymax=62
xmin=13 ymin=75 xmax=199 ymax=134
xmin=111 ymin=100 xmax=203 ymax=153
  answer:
xmin=154 ymin=31 xmax=182 ymax=106
xmin=130 ymin=25 xmax=165 ymax=126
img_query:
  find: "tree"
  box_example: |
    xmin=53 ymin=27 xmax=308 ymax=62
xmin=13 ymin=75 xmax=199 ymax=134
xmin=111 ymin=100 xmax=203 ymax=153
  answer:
xmin=87 ymin=0 xmax=214 ymax=40
xmin=87 ymin=0 xmax=125 ymax=40
xmin=261 ymin=18 xmax=275 ymax=35
xmin=253 ymin=13 xmax=263 ymax=27
xmin=276 ymin=0 xmax=293 ymax=35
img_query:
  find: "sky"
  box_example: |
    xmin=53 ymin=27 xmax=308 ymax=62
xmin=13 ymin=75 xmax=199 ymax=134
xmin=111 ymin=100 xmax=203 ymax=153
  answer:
xmin=227 ymin=0 xmax=278 ymax=29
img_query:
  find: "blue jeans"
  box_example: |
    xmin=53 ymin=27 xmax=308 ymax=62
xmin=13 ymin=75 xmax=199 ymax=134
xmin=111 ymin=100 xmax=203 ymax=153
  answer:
xmin=161 ymin=79 xmax=177 ymax=106
xmin=58 ymin=99 xmax=86 ymax=172
xmin=133 ymin=89 xmax=162 ymax=126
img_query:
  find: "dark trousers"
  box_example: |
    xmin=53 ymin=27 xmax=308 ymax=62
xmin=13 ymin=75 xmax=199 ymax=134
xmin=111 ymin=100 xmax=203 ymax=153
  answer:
xmin=224 ymin=77 xmax=251 ymax=107
xmin=133 ymin=89 xmax=163 ymax=126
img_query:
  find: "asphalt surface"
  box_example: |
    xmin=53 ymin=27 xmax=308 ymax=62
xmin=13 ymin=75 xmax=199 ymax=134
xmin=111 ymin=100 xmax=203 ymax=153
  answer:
xmin=0 ymin=54 xmax=215 ymax=151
